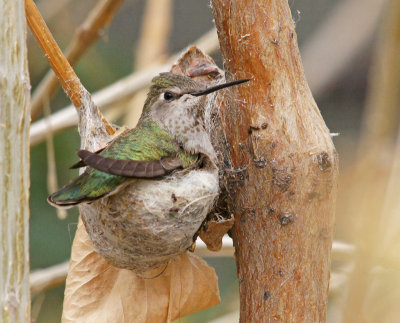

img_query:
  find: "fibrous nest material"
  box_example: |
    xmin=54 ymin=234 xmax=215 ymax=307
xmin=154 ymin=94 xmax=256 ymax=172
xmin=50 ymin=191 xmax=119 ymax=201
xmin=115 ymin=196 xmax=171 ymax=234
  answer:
xmin=80 ymin=168 xmax=219 ymax=273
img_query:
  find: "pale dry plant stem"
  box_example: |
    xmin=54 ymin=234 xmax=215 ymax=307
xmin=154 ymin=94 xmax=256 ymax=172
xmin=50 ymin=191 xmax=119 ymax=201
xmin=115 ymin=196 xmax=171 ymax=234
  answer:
xmin=0 ymin=0 xmax=31 ymax=321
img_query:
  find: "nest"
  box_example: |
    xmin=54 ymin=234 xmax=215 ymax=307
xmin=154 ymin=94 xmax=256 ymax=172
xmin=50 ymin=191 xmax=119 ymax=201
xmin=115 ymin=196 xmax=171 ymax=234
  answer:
xmin=80 ymin=167 xmax=219 ymax=272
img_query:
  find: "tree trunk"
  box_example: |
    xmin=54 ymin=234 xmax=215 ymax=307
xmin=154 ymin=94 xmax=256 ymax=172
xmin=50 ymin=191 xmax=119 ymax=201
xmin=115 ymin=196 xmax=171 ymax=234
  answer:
xmin=0 ymin=0 xmax=31 ymax=322
xmin=211 ymin=1 xmax=338 ymax=322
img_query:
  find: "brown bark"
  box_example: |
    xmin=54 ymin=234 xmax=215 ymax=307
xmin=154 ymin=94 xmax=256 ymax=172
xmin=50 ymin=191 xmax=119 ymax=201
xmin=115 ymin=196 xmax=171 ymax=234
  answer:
xmin=211 ymin=1 xmax=338 ymax=322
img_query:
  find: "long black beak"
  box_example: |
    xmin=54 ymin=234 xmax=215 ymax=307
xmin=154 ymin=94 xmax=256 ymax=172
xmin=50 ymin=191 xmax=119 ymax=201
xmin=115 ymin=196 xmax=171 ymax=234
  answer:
xmin=190 ymin=78 xmax=250 ymax=97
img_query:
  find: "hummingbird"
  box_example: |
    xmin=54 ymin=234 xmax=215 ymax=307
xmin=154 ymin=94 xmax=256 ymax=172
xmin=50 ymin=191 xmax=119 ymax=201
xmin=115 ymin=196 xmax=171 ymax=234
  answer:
xmin=48 ymin=72 xmax=249 ymax=208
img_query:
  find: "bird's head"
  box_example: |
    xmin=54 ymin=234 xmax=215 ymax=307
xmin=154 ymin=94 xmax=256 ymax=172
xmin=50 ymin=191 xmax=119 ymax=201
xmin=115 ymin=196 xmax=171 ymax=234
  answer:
xmin=142 ymin=72 xmax=250 ymax=119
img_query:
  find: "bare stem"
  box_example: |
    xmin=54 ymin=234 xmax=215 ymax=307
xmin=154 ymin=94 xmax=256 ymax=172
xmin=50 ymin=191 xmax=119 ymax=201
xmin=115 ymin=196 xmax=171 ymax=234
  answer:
xmin=26 ymin=0 xmax=115 ymax=136
xmin=26 ymin=0 xmax=82 ymax=108
xmin=30 ymin=0 xmax=124 ymax=121
xmin=0 ymin=0 xmax=31 ymax=320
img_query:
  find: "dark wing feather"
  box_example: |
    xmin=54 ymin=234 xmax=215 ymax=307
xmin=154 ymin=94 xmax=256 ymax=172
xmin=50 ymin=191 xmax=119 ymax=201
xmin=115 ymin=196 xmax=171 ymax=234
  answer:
xmin=77 ymin=149 xmax=182 ymax=178
xmin=69 ymin=160 xmax=86 ymax=169
xmin=70 ymin=147 xmax=106 ymax=169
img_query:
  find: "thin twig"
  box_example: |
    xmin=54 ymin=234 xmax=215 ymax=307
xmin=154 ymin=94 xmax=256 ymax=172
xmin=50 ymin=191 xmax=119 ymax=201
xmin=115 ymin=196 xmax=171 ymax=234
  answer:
xmin=30 ymin=261 xmax=70 ymax=296
xmin=30 ymin=0 xmax=124 ymax=121
xmin=26 ymin=0 xmax=115 ymax=136
xmin=26 ymin=0 xmax=82 ymax=108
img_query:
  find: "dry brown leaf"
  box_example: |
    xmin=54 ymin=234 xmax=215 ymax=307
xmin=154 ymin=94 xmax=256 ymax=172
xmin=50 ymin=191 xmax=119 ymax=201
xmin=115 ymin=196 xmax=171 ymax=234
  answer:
xmin=62 ymin=220 xmax=220 ymax=323
xmin=199 ymin=216 xmax=234 ymax=251
xmin=170 ymin=46 xmax=223 ymax=86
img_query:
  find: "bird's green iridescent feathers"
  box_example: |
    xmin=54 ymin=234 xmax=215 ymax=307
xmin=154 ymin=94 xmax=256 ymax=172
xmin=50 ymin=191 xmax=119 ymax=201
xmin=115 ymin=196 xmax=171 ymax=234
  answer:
xmin=48 ymin=120 xmax=198 ymax=207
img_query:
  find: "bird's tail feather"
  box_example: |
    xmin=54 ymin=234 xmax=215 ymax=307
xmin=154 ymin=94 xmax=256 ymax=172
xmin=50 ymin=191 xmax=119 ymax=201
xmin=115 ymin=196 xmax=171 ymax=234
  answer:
xmin=47 ymin=171 xmax=120 ymax=209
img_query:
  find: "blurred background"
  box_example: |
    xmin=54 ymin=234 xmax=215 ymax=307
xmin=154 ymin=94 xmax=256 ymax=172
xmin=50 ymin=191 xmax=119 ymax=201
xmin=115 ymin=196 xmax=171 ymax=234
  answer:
xmin=28 ymin=0 xmax=400 ymax=322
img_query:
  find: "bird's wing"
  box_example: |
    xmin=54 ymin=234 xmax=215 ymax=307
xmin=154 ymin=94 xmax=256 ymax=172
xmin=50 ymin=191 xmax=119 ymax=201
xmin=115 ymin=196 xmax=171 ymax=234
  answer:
xmin=76 ymin=149 xmax=182 ymax=178
xmin=70 ymin=146 xmax=105 ymax=169
xmin=72 ymin=120 xmax=196 ymax=177
xmin=48 ymin=121 xmax=198 ymax=208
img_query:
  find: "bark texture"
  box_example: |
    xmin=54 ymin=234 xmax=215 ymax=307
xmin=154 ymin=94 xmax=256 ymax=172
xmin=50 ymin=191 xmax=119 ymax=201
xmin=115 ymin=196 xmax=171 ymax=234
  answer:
xmin=211 ymin=1 xmax=338 ymax=322
xmin=0 ymin=0 xmax=31 ymax=321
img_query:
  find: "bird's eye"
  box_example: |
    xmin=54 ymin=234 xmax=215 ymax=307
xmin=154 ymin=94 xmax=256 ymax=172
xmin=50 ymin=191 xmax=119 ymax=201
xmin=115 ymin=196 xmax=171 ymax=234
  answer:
xmin=164 ymin=92 xmax=174 ymax=101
